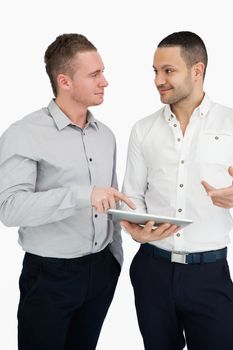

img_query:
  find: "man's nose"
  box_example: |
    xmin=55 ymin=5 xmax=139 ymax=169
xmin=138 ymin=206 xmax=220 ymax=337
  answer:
xmin=100 ymin=74 xmax=108 ymax=87
xmin=154 ymin=72 xmax=166 ymax=86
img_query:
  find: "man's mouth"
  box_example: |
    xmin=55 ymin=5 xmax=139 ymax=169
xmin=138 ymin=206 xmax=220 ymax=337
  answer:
xmin=158 ymin=87 xmax=172 ymax=95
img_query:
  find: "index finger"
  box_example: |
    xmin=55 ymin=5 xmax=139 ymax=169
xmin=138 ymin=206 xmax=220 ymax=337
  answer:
xmin=113 ymin=190 xmax=136 ymax=210
xmin=142 ymin=220 xmax=159 ymax=232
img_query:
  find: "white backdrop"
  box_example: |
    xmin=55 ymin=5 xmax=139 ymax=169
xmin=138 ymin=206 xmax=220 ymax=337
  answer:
xmin=1 ymin=1 xmax=233 ymax=349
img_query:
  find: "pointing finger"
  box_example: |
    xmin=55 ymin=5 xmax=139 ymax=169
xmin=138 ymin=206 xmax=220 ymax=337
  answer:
xmin=113 ymin=190 xmax=136 ymax=210
xmin=228 ymin=166 xmax=233 ymax=178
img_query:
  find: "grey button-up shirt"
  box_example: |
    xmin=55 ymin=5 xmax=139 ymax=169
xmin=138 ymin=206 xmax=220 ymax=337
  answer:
xmin=0 ymin=100 xmax=122 ymax=264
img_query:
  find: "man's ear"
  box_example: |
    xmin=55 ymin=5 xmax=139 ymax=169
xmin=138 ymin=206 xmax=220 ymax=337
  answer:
xmin=193 ymin=62 xmax=205 ymax=80
xmin=57 ymin=73 xmax=71 ymax=92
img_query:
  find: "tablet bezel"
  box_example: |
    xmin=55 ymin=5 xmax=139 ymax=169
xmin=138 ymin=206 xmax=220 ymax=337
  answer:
xmin=108 ymin=209 xmax=193 ymax=228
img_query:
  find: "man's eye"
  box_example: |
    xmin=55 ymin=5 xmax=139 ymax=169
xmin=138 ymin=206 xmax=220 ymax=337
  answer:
xmin=166 ymin=69 xmax=173 ymax=74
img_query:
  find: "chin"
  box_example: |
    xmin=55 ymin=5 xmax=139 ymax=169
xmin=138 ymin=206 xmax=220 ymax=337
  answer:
xmin=160 ymin=97 xmax=169 ymax=104
xmin=96 ymin=97 xmax=104 ymax=105
xmin=92 ymin=100 xmax=103 ymax=106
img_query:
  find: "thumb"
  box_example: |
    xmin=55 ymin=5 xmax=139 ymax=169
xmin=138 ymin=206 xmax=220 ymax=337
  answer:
xmin=201 ymin=180 xmax=216 ymax=194
xmin=228 ymin=166 xmax=233 ymax=178
xmin=120 ymin=220 xmax=131 ymax=231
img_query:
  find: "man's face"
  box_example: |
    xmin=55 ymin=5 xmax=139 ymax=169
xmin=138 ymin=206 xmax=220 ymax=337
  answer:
xmin=153 ymin=46 xmax=194 ymax=105
xmin=67 ymin=50 xmax=108 ymax=108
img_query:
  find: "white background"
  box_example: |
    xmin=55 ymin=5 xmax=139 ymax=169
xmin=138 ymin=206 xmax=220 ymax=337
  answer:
xmin=1 ymin=1 xmax=233 ymax=349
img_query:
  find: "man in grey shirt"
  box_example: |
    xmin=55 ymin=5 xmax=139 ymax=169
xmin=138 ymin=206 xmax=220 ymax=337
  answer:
xmin=0 ymin=33 xmax=134 ymax=350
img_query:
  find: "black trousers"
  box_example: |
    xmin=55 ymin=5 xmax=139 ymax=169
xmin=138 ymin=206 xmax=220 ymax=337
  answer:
xmin=18 ymin=246 xmax=120 ymax=350
xmin=130 ymin=244 xmax=233 ymax=350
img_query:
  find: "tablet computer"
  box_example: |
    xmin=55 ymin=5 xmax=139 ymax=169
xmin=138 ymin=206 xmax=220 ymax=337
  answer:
xmin=108 ymin=209 xmax=193 ymax=228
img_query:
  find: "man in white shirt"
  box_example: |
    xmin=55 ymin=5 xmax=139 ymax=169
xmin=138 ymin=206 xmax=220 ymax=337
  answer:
xmin=121 ymin=31 xmax=233 ymax=350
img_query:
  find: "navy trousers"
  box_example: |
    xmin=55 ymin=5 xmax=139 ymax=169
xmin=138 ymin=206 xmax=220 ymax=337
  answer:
xmin=130 ymin=244 xmax=233 ymax=350
xmin=18 ymin=246 xmax=120 ymax=350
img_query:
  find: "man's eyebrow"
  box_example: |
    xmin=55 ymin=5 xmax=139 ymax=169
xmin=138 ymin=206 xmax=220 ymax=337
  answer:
xmin=89 ymin=68 xmax=105 ymax=75
xmin=153 ymin=64 xmax=176 ymax=70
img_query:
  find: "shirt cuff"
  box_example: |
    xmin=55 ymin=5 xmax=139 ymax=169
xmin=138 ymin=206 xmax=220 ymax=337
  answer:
xmin=73 ymin=185 xmax=93 ymax=209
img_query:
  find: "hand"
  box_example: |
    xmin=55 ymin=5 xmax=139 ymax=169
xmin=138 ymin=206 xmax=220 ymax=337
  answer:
xmin=120 ymin=220 xmax=180 ymax=243
xmin=91 ymin=187 xmax=136 ymax=213
xmin=201 ymin=166 xmax=233 ymax=209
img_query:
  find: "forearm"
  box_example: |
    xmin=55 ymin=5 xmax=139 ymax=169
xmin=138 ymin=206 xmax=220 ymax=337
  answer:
xmin=121 ymin=123 xmax=148 ymax=212
xmin=0 ymin=185 xmax=92 ymax=227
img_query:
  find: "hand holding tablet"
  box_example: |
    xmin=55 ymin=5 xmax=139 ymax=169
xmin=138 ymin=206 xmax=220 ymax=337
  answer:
xmin=108 ymin=209 xmax=193 ymax=243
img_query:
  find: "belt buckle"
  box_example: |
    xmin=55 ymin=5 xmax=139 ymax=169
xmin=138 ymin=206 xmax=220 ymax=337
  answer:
xmin=171 ymin=251 xmax=188 ymax=264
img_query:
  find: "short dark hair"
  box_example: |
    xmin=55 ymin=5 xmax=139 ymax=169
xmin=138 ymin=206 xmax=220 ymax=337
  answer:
xmin=158 ymin=31 xmax=208 ymax=78
xmin=44 ymin=33 xmax=96 ymax=96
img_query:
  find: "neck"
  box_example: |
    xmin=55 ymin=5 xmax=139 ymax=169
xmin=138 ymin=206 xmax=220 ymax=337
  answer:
xmin=171 ymin=90 xmax=205 ymax=134
xmin=55 ymin=95 xmax=88 ymax=129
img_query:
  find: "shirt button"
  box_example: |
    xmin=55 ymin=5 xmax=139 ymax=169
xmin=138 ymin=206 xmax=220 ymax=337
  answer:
xmin=181 ymin=160 xmax=185 ymax=164
xmin=177 ymin=138 xmax=181 ymax=142
xmin=94 ymin=214 xmax=98 ymax=218
xmin=178 ymin=208 xmax=182 ymax=213
xmin=94 ymin=242 xmax=97 ymax=246
xmin=179 ymin=184 xmax=184 ymax=188
xmin=89 ymin=158 xmax=93 ymax=162
xmin=215 ymin=136 xmax=219 ymax=140
xmin=173 ymin=124 xmax=177 ymax=127
xmin=176 ymin=233 xmax=181 ymax=237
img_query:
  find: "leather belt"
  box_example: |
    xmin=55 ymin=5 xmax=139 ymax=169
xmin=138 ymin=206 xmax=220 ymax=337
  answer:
xmin=142 ymin=244 xmax=227 ymax=264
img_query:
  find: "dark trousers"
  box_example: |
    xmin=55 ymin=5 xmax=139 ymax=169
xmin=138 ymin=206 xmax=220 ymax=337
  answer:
xmin=18 ymin=246 xmax=120 ymax=350
xmin=130 ymin=244 xmax=233 ymax=350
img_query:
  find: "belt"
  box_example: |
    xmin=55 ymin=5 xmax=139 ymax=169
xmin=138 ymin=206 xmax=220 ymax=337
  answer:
xmin=25 ymin=245 xmax=110 ymax=266
xmin=142 ymin=243 xmax=227 ymax=264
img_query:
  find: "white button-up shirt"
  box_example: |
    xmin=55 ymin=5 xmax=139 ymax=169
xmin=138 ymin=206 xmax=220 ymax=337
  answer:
xmin=122 ymin=95 xmax=233 ymax=252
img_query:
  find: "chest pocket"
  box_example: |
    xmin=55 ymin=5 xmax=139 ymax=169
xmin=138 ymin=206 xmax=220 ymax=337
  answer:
xmin=198 ymin=131 xmax=233 ymax=165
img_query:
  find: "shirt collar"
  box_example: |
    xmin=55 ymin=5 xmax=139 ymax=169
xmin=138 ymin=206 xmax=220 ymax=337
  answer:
xmin=197 ymin=93 xmax=212 ymax=118
xmin=47 ymin=99 xmax=99 ymax=131
xmin=163 ymin=93 xmax=213 ymax=122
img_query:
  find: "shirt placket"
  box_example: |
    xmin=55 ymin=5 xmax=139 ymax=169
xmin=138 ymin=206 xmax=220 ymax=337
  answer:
xmin=82 ymin=126 xmax=102 ymax=252
xmin=172 ymin=114 xmax=198 ymax=251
